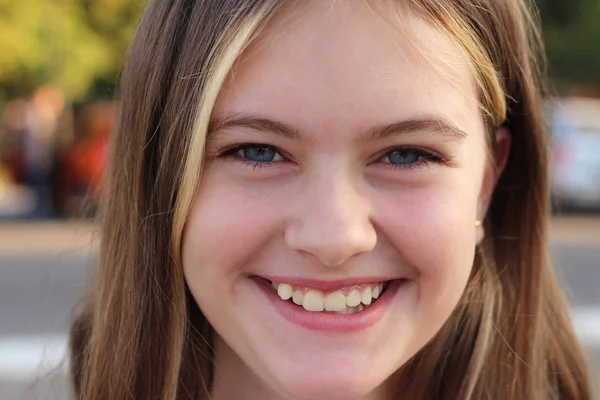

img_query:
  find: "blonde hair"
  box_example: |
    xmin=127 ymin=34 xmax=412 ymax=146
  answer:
xmin=70 ymin=1 xmax=594 ymax=399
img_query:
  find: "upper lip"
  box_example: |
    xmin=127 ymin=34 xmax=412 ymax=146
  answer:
xmin=256 ymin=275 xmax=403 ymax=291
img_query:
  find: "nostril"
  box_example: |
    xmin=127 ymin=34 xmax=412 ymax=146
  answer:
xmin=285 ymin=227 xmax=377 ymax=267
xmin=283 ymin=196 xmax=377 ymax=266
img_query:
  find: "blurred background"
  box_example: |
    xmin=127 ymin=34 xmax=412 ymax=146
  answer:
xmin=0 ymin=1 xmax=599 ymax=399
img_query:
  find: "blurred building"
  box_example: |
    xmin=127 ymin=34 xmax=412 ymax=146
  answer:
xmin=548 ymin=97 xmax=600 ymax=211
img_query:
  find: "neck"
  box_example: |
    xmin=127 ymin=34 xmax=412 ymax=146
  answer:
xmin=210 ymin=335 xmax=396 ymax=400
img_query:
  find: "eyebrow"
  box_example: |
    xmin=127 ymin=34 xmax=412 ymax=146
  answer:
xmin=208 ymin=113 xmax=468 ymax=143
xmin=209 ymin=114 xmax=302 ymax=141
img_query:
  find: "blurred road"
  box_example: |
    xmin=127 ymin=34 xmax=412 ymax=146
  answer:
xmin=0 ymin=218 xmax=598 ymax=399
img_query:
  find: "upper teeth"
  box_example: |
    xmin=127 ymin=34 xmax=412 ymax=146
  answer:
xmin=277 ymin=284 xmax=293 ymax=300
xmin=272 ymin=282 xmax=385 ymax=313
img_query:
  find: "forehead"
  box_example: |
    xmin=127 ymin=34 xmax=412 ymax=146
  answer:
xmin=214 ymin=0 xmax=482 ymax=139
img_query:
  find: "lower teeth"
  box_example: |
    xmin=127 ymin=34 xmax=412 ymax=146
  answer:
xmin=334 ymin=304 xmax=367 ymax=314
xmin=289 ymin=299 xmax=375 ymax=314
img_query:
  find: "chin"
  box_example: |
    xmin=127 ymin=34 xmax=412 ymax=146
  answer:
xmin=269 ymin=368 xmax=389 ymax=400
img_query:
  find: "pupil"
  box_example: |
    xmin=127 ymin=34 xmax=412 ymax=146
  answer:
xmin=388 ymin=149 xmax=419 ymax=165
xmin=244 ymin=146 xmax=275 ymax=162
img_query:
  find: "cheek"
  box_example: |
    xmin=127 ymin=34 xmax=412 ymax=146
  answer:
xmin=181 ymin=174 xmax=289 ymax=283
xmin=374 ymin=177 xmax=480 ymax=317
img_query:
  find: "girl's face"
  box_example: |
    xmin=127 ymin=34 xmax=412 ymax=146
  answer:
xmin=182 ymin=1 xmax=506 ymax=399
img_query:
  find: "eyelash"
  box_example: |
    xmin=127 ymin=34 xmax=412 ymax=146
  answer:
xmin=216 ymin=143 xmax=446 ymax=171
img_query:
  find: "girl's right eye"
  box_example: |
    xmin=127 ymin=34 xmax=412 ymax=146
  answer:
xmin=219 ymin=144 xmax=285 ymax=164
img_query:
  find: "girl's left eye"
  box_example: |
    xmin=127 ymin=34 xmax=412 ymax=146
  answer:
xmin=379 ymin=148 xmax=440 ymax=168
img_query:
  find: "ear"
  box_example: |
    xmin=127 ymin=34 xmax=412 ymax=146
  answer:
xmin=476 ymin=126 xmax=511 ymax=243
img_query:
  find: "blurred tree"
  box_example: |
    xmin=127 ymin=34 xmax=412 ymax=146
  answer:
xmin=0 ymin=0 xmax=143 ymax=102
xmin=537 ymin=0 xmax=592 ymax=26
xmin=0 ymin=0 xmax=598 ymax=101
xmin=537 ymin=0 xmax=600 ymax=88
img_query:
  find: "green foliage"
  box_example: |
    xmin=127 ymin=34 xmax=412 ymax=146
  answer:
xmin=538 ymin=0 xmax=600 ymax=86
xmin=0 ymin=0 xmax=598 ymax=101
xmin=0 ymin=0 xmax=143 ymax=102
xmin=537 ymin=0 xmax=592 ymax=26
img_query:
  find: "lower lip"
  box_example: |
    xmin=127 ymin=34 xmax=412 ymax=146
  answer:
xmin=254 ymin=277 xmax=406 ymax=333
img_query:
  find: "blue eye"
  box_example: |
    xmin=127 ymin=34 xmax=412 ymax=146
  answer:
xmin=382 ymin=149 xmax=422 ymax=165
xmin=242 ymin=146 xmax=276 ymax=162
xmin=225 ymin=144 xmax=284 ymax=163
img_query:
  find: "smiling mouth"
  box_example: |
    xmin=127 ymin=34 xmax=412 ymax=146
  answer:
xmin=264 ymin=279 xmax=390 ymax=315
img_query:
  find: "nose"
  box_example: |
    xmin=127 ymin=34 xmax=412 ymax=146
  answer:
xmin=284 ymin=176 xmax=377 ymax=267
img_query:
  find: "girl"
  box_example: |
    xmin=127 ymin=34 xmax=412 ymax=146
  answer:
xmin=69 ymin=1 xmax=594 ymax=399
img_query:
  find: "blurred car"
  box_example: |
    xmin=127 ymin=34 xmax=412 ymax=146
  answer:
xmin=548 ymin=97 xmax=600 ymax=211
